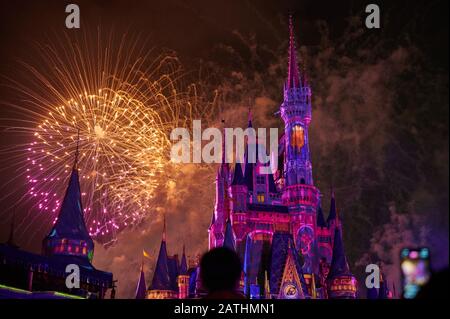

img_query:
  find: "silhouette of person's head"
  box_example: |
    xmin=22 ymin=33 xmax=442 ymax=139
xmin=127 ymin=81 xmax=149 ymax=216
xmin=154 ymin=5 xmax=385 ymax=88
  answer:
xmin=200 ymin=247 xmax=242 ymax=293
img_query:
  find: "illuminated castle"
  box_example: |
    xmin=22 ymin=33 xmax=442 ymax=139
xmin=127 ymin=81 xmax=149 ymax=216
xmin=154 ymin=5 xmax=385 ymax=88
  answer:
xmin=140 ymin=16 xmax=358 ymax=299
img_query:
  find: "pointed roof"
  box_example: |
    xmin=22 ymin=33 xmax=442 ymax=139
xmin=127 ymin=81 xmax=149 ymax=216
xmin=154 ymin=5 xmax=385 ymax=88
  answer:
xmin=180 ymin=245 xmax=188 ymax=275
xmin=167 ymin=255 xmax=180 ymax=291
xmin=222 ymin=218 xmax=235 ymax=251
xmin=150 ymin=238 xmax=172 ymax=290
xmin=45 ymin=168 xmax=93 ymax=243
xmin=135 ymin=263 xmax=147 ymax=299
xmin=316 ymin=205 xmax=327 ymax=228
xmin=149 ymin=218 xmax=175 ymax=291
xmin=269 ymin=232 xmax=309 ymax=297
xmin=279 ymin=241 xmax=308 ymax=298
xmin=328 ymin=227 xmax=351 ymax=279
xmin=286 ymin=15 xmax=301 ymax=90
xmin=327 ymin=190 xmax=337 ymax=224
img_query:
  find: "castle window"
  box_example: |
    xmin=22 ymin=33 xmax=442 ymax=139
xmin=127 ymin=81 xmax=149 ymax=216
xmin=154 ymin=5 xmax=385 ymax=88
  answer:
xmin=256 ymin=175 xmax=265 ymax=184
xmin=257 ymin=192 xmax=265 ymax=203
xmin=290 ymin=125 xmax=305 ymax=149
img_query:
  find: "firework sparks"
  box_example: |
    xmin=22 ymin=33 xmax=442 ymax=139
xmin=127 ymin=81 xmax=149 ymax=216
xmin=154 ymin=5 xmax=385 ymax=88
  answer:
xmin=0 ymin=30 xmax=218 ymax=246
xmin=28 ymin=89 xmax=169 ymax=239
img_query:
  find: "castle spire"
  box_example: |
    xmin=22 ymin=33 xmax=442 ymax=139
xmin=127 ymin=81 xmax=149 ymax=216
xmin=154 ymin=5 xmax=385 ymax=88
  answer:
xmin=180 ymin=244 xmax=188 ymax=275
xmin=328 ymin=227 xmax=350 ymax=279
xmin=150 ymin=220 xmax=171 ymax=291
xmin=316 ymin=204 xmax=327 ymax=228
xmin=286 ymin=14 xmax=301 ymax=90
xmin=222 ymin=218 xmax=235 ymax=251
xmin=73 ymin=128 xmax=80 ymax=170
xmin=327 ymin=187 xmax=337 ymax=225
xmin=326 ymin=226 xmax=357 ymax=298
xmin=135 ymin=259 xmax=147 ymax=299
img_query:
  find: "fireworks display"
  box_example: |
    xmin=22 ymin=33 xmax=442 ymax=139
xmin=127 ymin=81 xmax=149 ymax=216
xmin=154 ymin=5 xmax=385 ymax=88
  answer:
xmin=28 ymin=89 xmax=169 ymax=241
xmin=0 ymin=31 xmax=217 ymax=245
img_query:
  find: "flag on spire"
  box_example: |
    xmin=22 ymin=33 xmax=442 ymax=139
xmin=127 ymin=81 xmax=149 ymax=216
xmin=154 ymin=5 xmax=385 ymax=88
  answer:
xmin=143 ymin=249 xmax=151 ymax=259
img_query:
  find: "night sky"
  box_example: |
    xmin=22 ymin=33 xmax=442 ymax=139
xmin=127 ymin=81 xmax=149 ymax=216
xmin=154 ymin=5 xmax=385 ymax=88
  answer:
xmin=0 ymin=0 xmax=448 ymax=297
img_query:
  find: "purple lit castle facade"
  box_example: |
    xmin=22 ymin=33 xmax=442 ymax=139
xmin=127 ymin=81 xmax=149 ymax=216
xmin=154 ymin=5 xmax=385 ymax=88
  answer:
xmin=142 ymin=17 xmax=358 ymax=299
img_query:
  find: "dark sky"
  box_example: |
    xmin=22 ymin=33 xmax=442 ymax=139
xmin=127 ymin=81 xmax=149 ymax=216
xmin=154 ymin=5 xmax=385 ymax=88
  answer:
xmin=0 ymin=0 xmax=445 ymax=64
xmin=0 ymin=0 xmax=448 ymax=297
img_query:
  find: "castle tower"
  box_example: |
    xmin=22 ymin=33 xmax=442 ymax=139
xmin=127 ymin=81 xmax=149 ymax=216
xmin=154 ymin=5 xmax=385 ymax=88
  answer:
xmin=42 ymin=141 xmax=94 ymax=261
xmin=279 ymin=16 xmax=320 ymax=275
xmin=280 ymin=15 xmax=314 ymax=188
xmin=177 ymin=245 xmax=189 ymax=299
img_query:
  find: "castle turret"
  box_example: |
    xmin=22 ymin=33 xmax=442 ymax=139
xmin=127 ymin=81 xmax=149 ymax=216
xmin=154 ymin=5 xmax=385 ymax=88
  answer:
xmin=42 ymin=143 xmax=94 ymax=261
xmin=326 ymin=227 xmax=357 ymax=299
xmin=148 ymin=217 xmax=178 ymax=299
xmin=177 ymin=245 xmax=189 ymax=299
xmin=135 ymin=261 xmax=147 ymax=299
